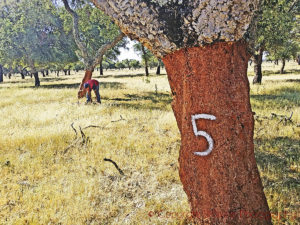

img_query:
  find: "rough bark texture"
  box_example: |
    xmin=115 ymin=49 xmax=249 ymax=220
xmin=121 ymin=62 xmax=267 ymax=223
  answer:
xmin=0 ymin=65 xmax=3 ymax=83
xmin=253 ymin=49 xmax=263 ymax=84
xmin=92 ymin=0 xmax=259 ymax=58
xmin=163 ymin=41 xmax=271 ymax=224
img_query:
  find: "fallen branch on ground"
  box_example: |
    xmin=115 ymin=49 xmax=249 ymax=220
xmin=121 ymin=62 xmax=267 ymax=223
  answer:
xmin=254 ymin=112 xmax=295 ymax=126
xmin=111 ymin=115 xmax=126 ymax=123
xmin=64 ymin=123 xmax=89 ymax=154
xmin=104 ymin=158 xmax=124 ymax=175
xmin=271 ymin=112 xmax=294 ymax=125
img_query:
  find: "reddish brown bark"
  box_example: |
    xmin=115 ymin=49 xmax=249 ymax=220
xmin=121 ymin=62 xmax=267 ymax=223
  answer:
xmin=78 ymin=70 xmax=93 ymax=98
xmin=163 ymin=41 xmax=271 ymax=224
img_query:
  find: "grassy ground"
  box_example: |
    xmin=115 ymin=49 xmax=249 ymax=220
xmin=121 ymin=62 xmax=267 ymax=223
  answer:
xmin=0 ymin=62 xmax=299 ymax=224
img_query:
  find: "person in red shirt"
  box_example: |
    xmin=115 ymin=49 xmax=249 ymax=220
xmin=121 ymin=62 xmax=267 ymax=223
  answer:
xmin=82 ymin=79 xmax=101 ymax=103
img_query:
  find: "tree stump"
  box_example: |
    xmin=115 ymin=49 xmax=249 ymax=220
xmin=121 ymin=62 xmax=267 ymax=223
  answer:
xmin=91 ymin=1 xmax=271 ymax=223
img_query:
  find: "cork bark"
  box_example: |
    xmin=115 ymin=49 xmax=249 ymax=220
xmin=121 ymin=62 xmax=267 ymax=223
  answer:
xmin=78 ymin=70 xmax=93 ymax=98
xmin=163 ymin=41 xmax=271 ymax=224
xmin=91 ymin=0 xmax=259 ymax=58
xmin=90 ymin=1 xmax=271 ymax=223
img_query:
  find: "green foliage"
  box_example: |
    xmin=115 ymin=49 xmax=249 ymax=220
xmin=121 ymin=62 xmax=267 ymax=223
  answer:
xmin=133 ymin=42 xmax=160 ymax=68
xmin=255 ymin=0 xmax=299 ymax=60
xmin=0 ymin=0 xmax=77 ymax=70
xmin=129 ymin=59 xmax=141 ymax=69
xmin=60 ymin=2 xmax=126 ymax=66
xmin=115 ymin=61 xmax=125 ymax=69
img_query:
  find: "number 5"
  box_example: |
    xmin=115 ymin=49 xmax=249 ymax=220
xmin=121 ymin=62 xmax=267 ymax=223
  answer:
xmin=191 ymin=114 xmax=216 ymax=156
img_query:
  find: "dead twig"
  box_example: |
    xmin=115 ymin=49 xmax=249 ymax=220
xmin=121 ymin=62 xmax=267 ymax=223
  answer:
xmin=83 ymin=125 xmax=106 ymax=130
xmin=79 ymin=126 xmax=89 ymax=144
xmin=104 ymin=158 xmax=124 ymax=175
xmin=64 ymin=123 xmax=89 ymax=154
xmin=71 ymin=122 xmax=78 ymax=138
xmin=111 ymin=115 xmax=126 ymax=123
xmin=276 ymin=112 xmax=294 ymax=125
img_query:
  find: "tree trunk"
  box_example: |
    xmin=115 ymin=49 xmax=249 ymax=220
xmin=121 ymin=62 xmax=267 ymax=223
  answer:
xmin=46 ymin=70 xmax=49 ymax=76
xmin=33 ymin=72 xmax=40 ymax=87
xmin=280 ymin=59 xmax=285 ymax=74
xmin=20 ymin=72 xmax=25 ymax=79
xmin=163 ymin=41 xmax=271 ymax=224
xmin=142 ymin=45 xmax=149 ymax=76
xmin=41 ymin=70 xmax=45 ymax=77
xmin=253 ymin=48 xmax=263 ymax=84
xmin=68 ymin=69 xmax=71 ymax=75
xmin=8 ymin=73 xmax=11 ymax=79
xmin=63 ymin=69 xmax=67 ymax=75
xmin=100 ymin=62 xmax=103 ymax=75
xmin=156 ymin=59 xmax=161 ymax=75
xmin=78 ymin=70 xmax=93 ymax=98
xmin=56 ymin=70 xmax=59 ymax=77
xmin=0 ymin=64 xmax=3 ymax=83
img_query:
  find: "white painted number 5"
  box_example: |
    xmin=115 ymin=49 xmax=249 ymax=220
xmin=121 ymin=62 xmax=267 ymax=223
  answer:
xmin=191 ymin=114 xmax=216 ymax=156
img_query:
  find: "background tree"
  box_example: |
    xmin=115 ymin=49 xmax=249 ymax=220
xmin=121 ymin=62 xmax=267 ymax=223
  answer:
xmin=133 ymin=43 xmax=152 ymax=76
xmin=0 ymin=0 xmax=75 ymax=86
xmin=252 ymin=0 xmax=299 ymax=83
xmin=91 ymin=1 xmax=271 ymax=223
xmin=61 ymin=0 xmax=125 ymax=97
xmin=129 ymin=59 xmax=140 ymax=70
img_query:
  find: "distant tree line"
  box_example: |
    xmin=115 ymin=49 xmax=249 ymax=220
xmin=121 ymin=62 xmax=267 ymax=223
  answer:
xmin=0 ymin=0 xmax=298 ymax=86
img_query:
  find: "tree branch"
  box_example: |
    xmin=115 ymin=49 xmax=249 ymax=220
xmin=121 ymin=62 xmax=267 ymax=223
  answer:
xmin=104 ymin=158 xmax=124 ymax=175
xmin=62 ymin=0 xmax=89 ymax=60
xmin=91 ymin=32 xmax=125 ymax=68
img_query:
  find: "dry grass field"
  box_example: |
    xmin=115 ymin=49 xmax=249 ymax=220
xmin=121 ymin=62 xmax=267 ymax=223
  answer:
xmin=0 ymin=62 xmax=299 ymax=224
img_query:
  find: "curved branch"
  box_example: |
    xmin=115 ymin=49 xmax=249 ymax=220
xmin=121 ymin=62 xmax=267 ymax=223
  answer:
xmin=62 ymin=0 xmax=89 ymax=60
xmin=92 ymin=32 xmax=125 ymax=68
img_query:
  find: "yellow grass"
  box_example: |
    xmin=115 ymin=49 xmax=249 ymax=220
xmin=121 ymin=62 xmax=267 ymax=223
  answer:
xmin=0 ymin=62 xmax=299 ymax=224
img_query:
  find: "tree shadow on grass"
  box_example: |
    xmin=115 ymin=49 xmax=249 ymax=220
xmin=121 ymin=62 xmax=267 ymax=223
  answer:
xmin=285 ymin=79 xmax=300 ymax=83
xmin=104 ymin=91 xmax=172 ymax=111
xmin=262 ymin=68 xmax=300 ymax=76
xmin=254 ymin=137 xmax=299 ymax=189
xmin=97 ymin=73 xmax=167 ymax=79
xmin=251 ymin=87 xmax=300 ymax=109
xmin=21 ymin=81 xmax=125 ymax=89
xmin=41 ymin=77 xmax=70 ymax=82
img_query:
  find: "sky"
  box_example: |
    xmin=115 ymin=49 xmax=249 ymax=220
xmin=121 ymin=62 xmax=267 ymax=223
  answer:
xmin=117 ymin=39 xmax=141 ymax=61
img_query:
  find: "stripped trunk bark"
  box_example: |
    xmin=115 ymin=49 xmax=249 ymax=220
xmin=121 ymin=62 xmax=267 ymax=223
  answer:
xmin=253 ymin=48 xmax=263 ymax=84
xmin=90 ymin=1 xmax=270 ymax=223
xmin=163 ymin=41 xmax=271 ymax=224
xmin=78 ymin=70 xmax=93 ymax=98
